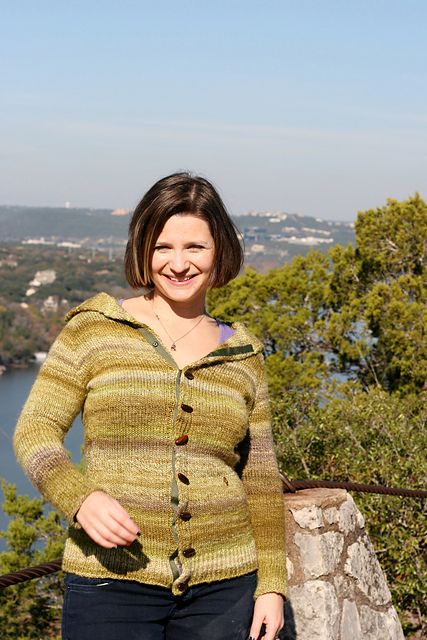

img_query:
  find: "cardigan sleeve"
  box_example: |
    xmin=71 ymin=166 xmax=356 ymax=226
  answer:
xmin=13 ymin=316 xmax=102 ymax=525
xmin=241 ymin=354 xmax=287 ymax=599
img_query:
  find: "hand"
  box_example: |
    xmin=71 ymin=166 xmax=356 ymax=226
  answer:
xmin=248 ymin=592 xmax=285 ymax=640
xmin=75 ymin=491 xmax=140 ymax=548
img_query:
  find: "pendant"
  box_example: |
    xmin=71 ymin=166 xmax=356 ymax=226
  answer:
xmin=171 ymin=343 xmax=177 ymax=351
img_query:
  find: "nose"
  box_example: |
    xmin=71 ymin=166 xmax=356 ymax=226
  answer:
xmin=169 ymin=250 xmax=189 ymax=273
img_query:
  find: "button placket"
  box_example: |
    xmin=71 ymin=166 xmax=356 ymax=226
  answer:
xmin=173 ymin=371 xmax=198 ymax=575
xmin=175 ymin=390 xmax=193 ymax=484
xmin=175 ymin=402 xmax=191 ymax=484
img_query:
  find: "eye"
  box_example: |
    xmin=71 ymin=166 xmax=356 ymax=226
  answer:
xmin=188 ymin=244 xmax=205 ymax=252
xmin=154 ymin=245 xmax=170 ymax=253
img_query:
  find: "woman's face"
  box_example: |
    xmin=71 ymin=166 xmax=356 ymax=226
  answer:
xmin=150 ymin=214 xmax=215 ymax=306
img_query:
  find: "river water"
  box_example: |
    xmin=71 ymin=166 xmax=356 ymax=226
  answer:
xmin=0 ymin=364 xmax=83 ymax=541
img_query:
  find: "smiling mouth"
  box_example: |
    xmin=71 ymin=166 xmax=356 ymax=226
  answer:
xmin=164 ymin=275 xmax=196 ymax=283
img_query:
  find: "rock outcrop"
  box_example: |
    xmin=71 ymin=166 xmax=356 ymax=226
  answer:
xmin=282 ymin=488 xmax=404 ymax=640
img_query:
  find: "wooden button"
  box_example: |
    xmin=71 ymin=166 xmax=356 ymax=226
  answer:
xmin=175 ymin=435 xmax=189 ymax=446
xmin=184 ymin=371 xmax=194 ymax=380
xmin=180 ymin=511 xmax=192 ymax=521
xmin=177 ymin=473 xmax=190 ymax=485
xmin=181 ymin=404 xmax=193 ymax=413
xmin=182 ymin=548 xmax=196 ymax=558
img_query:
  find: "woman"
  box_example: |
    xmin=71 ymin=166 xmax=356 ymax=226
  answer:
xmin=14 ymin=173 xmax=287 ymax=640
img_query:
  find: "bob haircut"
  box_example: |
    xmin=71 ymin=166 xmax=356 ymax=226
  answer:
xmin=124 ymin=172 xmax=244 ymax=289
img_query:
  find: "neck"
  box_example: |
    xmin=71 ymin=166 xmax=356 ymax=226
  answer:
xmin=149 ymin=291 xmax=207 ymax=320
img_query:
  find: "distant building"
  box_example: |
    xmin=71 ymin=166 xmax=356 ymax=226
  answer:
xmin=57 ymin=241 xmax=82 ymax=248
xmin=285 ymin=236 xmax=334 ymax=246
xmin=250 ymin=244 xmax=265 ymax=253
xmin=42 ymin=296 xmax=59 ymax=313
xmin=22 ymin=237 xmax=55 ymax=245
xmin=29 ymin=269 xmax=56 ymax=287
xmin=0 ymin=255 xmax=18 ymax=267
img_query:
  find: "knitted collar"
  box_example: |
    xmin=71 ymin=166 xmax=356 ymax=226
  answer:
xmin=65 ymin=292 xmax=264 ymax=359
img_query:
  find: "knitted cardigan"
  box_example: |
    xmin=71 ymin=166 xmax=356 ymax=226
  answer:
xmin=14 ymin=292 xmax=287 ymax=598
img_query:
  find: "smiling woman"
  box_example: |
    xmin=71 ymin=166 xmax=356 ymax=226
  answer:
xmin=121 ymin=173 xmax=245 ymax=367
xmin=14 ymin=172 xmax=287 ymax=640
xmin=123 ymin=212 xmax=221 ymax=365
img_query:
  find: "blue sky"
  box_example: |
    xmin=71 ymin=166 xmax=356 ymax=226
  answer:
xmin=1 ymin=0 xmax=426 ymax=220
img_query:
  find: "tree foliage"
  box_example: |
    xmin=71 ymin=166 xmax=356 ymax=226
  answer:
xmin=209 ymin=194 xmax=427 ymax=633
xmin=0 ymin=482 xmax=66 ymax=639
xmin=328 ymin=194 xmax=427 ymax=392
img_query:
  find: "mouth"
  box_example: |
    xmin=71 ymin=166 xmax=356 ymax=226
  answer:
xmin=163 ymin=274 xmax=196 ymax=285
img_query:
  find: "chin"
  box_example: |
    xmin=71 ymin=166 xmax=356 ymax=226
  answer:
xmin=162 ymin=287 xmax=207 ymax=304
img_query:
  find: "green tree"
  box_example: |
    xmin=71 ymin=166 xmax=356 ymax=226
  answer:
xmin=209 ymin=252 xmax=332 ymax=406
xmin=0 ymin=482 xmax=66 ymax=639
xmin=328 ymin=194 xmax=427 ymax=392
xmin=208 ymin=194 xmax=427 ymax=631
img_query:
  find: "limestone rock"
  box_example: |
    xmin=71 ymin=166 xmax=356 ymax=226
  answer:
xmin=337 ymin=495 xmax=358 ymax=534
xmin=356 ymin=509 xmax=365 ymax=529
xmin=324 ymin=506 xmax=339 ymax=525
xmin=286 ymin=580 xmax=339 ymax=640
xmin=283 ymin=489 xmax=403 ymax=640
xmin=333 ymin=575 xmax=354 ymax=602
xmin=359 ymin=605 xmax=405 ymax=640
xmin=295 ymin=531 xmax=344 ymax=579
xmin=340 ymin=599 xmax=362 ymax=640
xmin=344 ymin=535 xmax=392 ymax=606
xmin=290 ymin=504 xmax=324 ymax=529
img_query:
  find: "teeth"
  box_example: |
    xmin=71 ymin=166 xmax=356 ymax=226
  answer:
xmin=168 ymin=276 xmax=192 ymax=282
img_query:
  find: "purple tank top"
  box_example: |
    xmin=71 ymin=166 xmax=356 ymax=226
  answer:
xmin=117 ymin=299 xmax=235 ymax=345
xmin=218 ymin=322 xmax=235 ymax=343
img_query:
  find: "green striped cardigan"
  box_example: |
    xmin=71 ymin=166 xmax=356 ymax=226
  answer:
xmin=14 ymin=292 xmax=287 ymax=598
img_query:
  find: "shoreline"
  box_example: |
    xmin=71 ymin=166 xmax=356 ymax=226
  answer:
xmin=0 ymin=353 xmax=46 ymax=375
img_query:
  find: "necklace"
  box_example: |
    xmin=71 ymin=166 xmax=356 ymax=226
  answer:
xmin=153 ymin=306 xmax=206 ymax=351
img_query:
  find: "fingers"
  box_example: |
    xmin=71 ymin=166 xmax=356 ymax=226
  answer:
xmin=83 ymin=517 xmax=137 ymax=548
xmin=248 ymin=609 xmax=264 ymax=640
xmin=76 ymin=491 xmax=141 ymax=548
xmin=80 ymin=520 xmax=130 ymax=549
xmin=248 ymin=621 xmax=282 ymax=640
xmin=249 ymin=593 xmax=284 ymax=640
xmin=108 ymin=501 xmax=141 ymax=539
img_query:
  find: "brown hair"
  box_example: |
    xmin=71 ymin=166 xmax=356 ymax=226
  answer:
xmin=124 ymin=172 xmax=244 ymax=289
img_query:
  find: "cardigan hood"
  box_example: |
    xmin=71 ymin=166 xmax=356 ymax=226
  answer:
xmin=65 ymin=292 xmax=265 ymax=364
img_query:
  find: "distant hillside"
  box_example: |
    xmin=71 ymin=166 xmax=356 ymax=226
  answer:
xmin=0 ymin=205 xmax=128 ymax=241
xmin=0 ymin=205 xmax=355 ymax=270
xmin=231 ymin=211 xmax=354 ymax=269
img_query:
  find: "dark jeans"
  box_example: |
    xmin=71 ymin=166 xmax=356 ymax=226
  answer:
xmin=62 ymin=571 xmax=257 ymax=640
